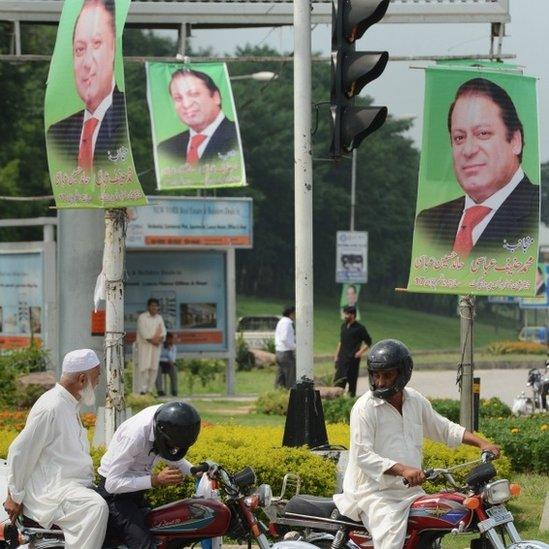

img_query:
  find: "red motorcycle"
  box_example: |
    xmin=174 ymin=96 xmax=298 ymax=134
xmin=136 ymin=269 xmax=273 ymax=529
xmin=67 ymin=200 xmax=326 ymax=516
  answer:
xmin=265 ymin=452 xmax=549 ymax=549
xmin=0 ymin=461 xmax=318 ymax=549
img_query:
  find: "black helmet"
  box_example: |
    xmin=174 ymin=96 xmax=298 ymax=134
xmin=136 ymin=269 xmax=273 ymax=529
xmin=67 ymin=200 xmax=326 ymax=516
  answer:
xmin=153 ymin=402 xmax=201 ymax=461
xmin=367 ymin=339 xmax=413 ymax=400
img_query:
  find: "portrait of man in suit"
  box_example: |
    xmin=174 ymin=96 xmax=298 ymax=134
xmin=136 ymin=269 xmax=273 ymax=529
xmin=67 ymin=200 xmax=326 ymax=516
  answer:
xmin=157 ymin=69 xmax=239 ymax=166
xmin=47 ymin=0 xmax=129 ymax=173
xmin=415 ymin=77 xmax=539 ymax=259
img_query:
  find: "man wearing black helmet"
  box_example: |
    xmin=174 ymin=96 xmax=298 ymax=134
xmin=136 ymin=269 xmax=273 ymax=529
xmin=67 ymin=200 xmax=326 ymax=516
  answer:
xmin=334 ymin=339 xmax=500 ymax=549
xmin=97 ymin=401 xmax=201 ymax=549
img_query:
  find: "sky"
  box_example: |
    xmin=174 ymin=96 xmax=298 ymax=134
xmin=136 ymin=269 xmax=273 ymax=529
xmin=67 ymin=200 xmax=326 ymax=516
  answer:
xmin=189 ymin=0 xmax=548 ymax=163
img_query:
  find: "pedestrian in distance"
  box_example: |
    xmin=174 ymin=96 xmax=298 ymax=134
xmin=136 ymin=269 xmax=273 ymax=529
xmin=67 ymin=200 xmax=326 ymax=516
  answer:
xmin=136 ymin=297 xmax=166 ymax=395
xmin=274 ymin=305 xmax=296 ymax=389
xmin=333 ymin=305 xmax=372 ymax=397
xmin=156 ymin=332 xmax=178 ymax=397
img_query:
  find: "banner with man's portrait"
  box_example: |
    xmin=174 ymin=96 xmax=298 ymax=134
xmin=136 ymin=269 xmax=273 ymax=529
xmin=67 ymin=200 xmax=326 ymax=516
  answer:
xmin=407 ymin=62 xmax=540 ymax=297
xmin=44 ymin=0 xmax=147 ymax=209
xmin=146 ymin=62 xmax=246 ymax=190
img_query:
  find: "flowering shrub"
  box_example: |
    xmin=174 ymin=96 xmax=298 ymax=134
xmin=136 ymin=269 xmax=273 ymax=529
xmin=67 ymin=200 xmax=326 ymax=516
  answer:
xmin=487 ymin=341 xmax=547 ymax=355
xmin=481 ymin=413 xmax=548 ymax=474
xmin=253 ymin=390 xmax=290 ymax=415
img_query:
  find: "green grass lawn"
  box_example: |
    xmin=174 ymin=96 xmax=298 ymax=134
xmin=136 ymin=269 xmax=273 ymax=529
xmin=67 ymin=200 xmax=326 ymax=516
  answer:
xmin=174 ymin=364 xmax=336 ymax=397
xmin=237 ymin=295 xmax=518 ymax=354
xmin=190 ymin=398 xmax=285 ymax=427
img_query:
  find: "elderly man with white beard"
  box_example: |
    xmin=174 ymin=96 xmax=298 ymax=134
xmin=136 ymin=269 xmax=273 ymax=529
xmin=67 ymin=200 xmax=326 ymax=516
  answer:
xmin=3 ymin=349 xmax=109 ymax=549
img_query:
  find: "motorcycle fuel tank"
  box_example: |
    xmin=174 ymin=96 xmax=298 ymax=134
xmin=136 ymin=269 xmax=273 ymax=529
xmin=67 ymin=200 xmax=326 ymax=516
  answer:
xmin=147 ymin=497 xmax=231 ymax=537
xmin=408 ymin=492 xmax=473 ymax=531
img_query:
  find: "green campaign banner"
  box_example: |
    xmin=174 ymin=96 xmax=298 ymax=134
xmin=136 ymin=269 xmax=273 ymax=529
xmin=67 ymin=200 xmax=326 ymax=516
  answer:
xmin=146 ymin=62 xmax=246 ymax=190
xmin=339 ymin=283 xmax=361 ymax=320
xmin=407 ymin=63 xmax=540 ymax=297
xmin=44 ymin=0 xmax=147 ymax=209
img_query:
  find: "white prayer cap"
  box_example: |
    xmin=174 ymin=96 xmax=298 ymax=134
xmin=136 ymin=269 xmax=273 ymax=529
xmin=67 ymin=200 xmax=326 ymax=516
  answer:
xmin=62 ymin=349 xmax=100 ymax=374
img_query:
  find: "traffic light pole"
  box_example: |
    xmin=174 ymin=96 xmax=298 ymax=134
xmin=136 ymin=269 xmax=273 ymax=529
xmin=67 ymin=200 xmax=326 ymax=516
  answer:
xmin=293 ymin=0 xmax=314 ymax=384
xmin=350 ymin=149 xmax=357 ymax=231
xmin=282 ymin=0 xmax=328 ymax=448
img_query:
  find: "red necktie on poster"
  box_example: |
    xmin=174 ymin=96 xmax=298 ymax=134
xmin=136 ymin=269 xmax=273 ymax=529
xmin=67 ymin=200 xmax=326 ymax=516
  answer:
xmin=452 ymin=205 xmax=492 ymax=258
xmin=78 ymin=117 xmax=99 ymax=172
xmin=187 ymin=134 xmax=207 ymax=166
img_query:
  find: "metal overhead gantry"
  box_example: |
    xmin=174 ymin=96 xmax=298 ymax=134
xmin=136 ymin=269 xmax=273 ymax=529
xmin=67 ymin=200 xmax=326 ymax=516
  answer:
xmin=1 ymin=1 xmax=510 ymax=43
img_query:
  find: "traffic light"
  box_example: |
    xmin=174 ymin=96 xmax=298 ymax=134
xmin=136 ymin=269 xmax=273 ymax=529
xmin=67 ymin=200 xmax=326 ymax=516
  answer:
xmin=330 ymin=0 xmax=389 ymax=157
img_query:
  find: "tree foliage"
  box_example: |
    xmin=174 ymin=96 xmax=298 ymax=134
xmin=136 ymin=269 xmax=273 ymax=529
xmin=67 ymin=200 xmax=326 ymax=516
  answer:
xmin=1 ymin=25 xmax=496 ymax=313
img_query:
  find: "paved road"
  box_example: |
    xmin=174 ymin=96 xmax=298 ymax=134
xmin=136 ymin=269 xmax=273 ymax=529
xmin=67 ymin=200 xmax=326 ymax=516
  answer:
xmin=356 ymin=368 xmax=532 ymax=406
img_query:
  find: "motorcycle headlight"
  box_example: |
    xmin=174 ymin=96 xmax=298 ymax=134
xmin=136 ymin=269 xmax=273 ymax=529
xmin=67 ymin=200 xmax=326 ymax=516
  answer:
xmin=483 ymin=479 xmax=511 ymax=504
xmin=258 ymin=483 xmax=273 ymax=507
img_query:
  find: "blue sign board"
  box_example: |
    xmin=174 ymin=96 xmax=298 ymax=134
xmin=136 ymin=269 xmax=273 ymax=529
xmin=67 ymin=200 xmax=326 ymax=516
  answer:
xmin=127 ymin=197 xmax=252 ymax=249
xmin=0 ymin=252 xmax=43 ymax=347
xmin=125 ymin=251 xmax=227 ymax=352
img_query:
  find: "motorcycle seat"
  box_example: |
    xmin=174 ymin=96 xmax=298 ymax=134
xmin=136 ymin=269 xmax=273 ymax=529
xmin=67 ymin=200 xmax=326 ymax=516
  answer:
xmin=285 ymin=495 xmax=362 ymax=526
xmin=21 ymin=515 xmax=62 ymax=531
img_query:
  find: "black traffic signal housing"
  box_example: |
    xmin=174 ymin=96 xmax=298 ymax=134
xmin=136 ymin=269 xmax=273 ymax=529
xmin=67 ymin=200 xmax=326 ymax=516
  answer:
xmin=330 ymin=0 xmax=389 ymax=157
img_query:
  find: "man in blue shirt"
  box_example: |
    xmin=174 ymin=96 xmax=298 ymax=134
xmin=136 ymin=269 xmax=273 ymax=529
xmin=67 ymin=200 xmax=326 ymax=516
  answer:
xmin=156 ymin=332 xmax=178 ymax=397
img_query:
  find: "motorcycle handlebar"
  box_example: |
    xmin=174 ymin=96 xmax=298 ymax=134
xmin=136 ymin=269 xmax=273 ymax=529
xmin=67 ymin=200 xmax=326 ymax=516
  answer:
xmin=190 ymin=462 xmax=210 ymax=475
xmin=403 ymin=451 xmax=495 ymax=486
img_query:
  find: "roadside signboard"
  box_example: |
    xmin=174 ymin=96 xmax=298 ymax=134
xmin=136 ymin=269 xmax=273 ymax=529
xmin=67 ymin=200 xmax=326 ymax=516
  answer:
xmin=126 ymin=197 xmax=252 ymax=249
xmin=125 ymin=251 xmax=227 ymax=352
xmin=336 ymin=231 xmax=368 ymax=284
xmin=0 ymin=252 xmax=43 ymax=349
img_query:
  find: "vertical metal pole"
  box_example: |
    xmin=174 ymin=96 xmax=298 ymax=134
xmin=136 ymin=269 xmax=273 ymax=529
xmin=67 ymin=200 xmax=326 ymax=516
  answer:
xmin=57 ymin=210 xmax=104 ymax=380
xmin=13 ymin=21 xmax=21 ymax=56
xmin=42 ymin=222 xmax=58 ymax=369
xmin=459 ymin=295 xmax=474 ymax=431
xmin=294 ymin=0 xmax=314 ymax=383
xmin=226 ymin=249 xmax=236 ymax=395
xmin=178 ymin=23 xmax=191 ymax=56
xmin=104 ymin=209 xmax=127 ymax=444
xmin=283 ymin=0 xmax=328 ymax=449
xmin=43 ymin=224 xmax=54 ymax=243
xmin=350 ymin=149 xmax=357 ymax=232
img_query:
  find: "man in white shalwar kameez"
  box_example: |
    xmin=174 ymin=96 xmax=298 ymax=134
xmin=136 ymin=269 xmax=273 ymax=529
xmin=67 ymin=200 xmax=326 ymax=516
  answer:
xmin=334 ymin=339 xmax=500 ymax=549
xmin=136 ymin=298 xmax=167 ymax=394
xmin=3 ymin=349 xmax=108 ymax=549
